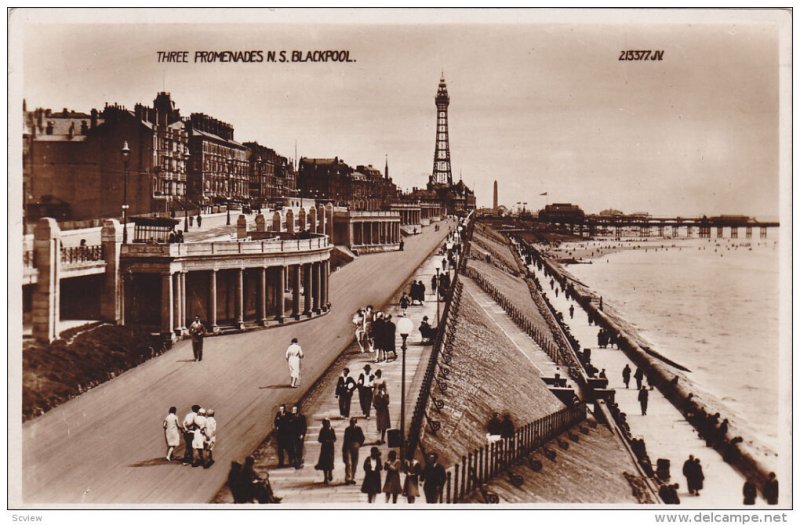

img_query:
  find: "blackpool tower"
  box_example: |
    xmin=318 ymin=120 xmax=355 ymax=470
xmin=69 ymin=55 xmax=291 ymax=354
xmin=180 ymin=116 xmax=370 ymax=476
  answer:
xmin=430 ymin=74 xmax=453 ymax=186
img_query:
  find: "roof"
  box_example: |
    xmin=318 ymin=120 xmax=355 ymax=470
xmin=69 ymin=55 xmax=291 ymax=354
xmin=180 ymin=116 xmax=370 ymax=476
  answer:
xmin=190 ymin=128 xmax=245 ymax=148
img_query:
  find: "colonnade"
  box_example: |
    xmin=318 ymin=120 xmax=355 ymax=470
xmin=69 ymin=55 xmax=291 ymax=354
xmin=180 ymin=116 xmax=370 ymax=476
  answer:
xmin=351 ymin=220 xmax=401 ymax=247
xmin=155 ymin=260 xmax=331 ymax=338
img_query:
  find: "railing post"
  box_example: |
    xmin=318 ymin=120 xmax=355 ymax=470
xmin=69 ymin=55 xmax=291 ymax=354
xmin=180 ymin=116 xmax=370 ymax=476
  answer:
xmin=446 ymin=470 xmax=452 ymax=504
xmin=460 ymin=455 xmax=467 ymax=501
xmin=454 ymin=463 xmax=460 ymax=503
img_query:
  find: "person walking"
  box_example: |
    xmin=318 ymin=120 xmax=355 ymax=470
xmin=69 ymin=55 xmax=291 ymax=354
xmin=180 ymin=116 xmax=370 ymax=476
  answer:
xmin=274 ymin=404 xmax=293 ymax=468
xmin=290 ymin=405 xmax=307 ymax=469
xmin=638 ymin=386 xmax=649 ymax=416
xmin=403 ymin=458 xmax=423 ymax=504
xmin=422 ymin=453 xmax=446 ymax=503
xmin=764 ymin=472 xmax=779 ymax=504
xmin=364 ymin=306 xmax=375 ymax=354
xmin=569 ymin=304 xmax=574 ymax=319
xmin=315 ymin=418 xmax=336 ymax=484
xmin=196 ymin=214 xmax=202 ymax=228
xmin=181 ymin=405 xmax=200 ymax=464
xmin=385 ymin=315 xmax=397 ymax=361
xmin=372 ymin=369 xmax=386 ymax=397
xmin=162 ymin=406 xmax=180 ymax=462
xmin=417 ymin=280 xmax=426 ymax=304
xmin=373 ymin=384 xmax=391 ymax=444
xmin=192 ymin=408 xmax=208 ymax=467
xmin=203 ymin=409 xmax=217 ymax=468
xmin=336 ymin=368 xmax=357 ymax=419
xmin=634 ymin=367 xmax=645 ymax=390
xmin=622 ymin=364 xmax=632 ymax=389
xmin=188 ymin=316 xmax=206 ymax=362
xmin=362 ymin=447 xmax=383 ymax=503
xmin=743 ymin=479 xmax=758 ymax=505
xmin=285 ymin=338 xmax=304 ymax=388
xmin=383 ymin=450 xmax=402 ymax=503
xmin=343 ymin=417 xmax=365 ymax=485
xmin=693 ymin=457 xmax=705 ymax=496
xmin=431 ymin=274 xmax=438 ymax=296
xmin=399 ymin=293 xmax=410 ymax=314
xmin=683 ymin=455 xmax=697 ymax=495
xmin=353 ymin=309 xmax=366 ymax=353
xmin=357 ymin=364 xmax=375 ymax=419
xmin=374 ymin=313 xmax=387 ymax=363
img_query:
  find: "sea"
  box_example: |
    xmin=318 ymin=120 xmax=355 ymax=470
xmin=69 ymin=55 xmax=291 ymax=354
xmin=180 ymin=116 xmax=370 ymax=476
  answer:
xmin=560 ymin=237 xmax=782 ymax=451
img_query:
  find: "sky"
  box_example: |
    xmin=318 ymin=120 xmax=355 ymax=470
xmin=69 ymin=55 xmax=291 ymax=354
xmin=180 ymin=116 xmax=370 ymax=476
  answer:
xmin=15 ymin=9 xmax=787 ymax=218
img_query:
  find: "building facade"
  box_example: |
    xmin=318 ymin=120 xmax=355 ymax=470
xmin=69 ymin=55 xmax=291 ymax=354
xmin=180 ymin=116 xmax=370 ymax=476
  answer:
xmin=24 ymin=92 xmax=190 ymax=221
xmin=186 ymin=113 xmax=249 ymax=206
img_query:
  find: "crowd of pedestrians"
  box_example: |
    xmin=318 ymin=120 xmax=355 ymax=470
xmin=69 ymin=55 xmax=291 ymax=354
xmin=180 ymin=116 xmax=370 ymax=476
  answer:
xmin=162 ymin=404 xmax=217 ymax=468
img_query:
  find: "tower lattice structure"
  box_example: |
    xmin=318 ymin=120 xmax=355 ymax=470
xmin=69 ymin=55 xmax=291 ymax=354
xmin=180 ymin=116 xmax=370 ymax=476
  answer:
xmin=431 ymin=74 xmax=453 ymax=186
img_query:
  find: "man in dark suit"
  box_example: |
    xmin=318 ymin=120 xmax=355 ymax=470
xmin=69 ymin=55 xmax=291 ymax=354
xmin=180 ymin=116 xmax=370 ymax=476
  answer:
xmin=290 ymin=405 xmax=307 ymax=469
xmin=342 ymin=417 xmax=365 ymax=485
xmin=273 ymin=404 xmax=293 ymax=468
xmin=422 ymin=453 xmax=446 ymax=503
xmin=336 ymin=368 xmax=356 ymax=418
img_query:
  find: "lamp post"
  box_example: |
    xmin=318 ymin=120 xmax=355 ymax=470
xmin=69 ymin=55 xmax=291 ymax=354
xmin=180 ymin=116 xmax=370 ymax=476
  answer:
xmin=397 ymin=315 xmax=414 ymax=462
xmin=433 ymin=259 xmax=442 ymax=325
xmin=121 ymin=141 xmax=130 ymax=244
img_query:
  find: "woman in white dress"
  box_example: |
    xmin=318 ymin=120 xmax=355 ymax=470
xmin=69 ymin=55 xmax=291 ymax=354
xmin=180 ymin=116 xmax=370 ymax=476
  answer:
xmin=162 ymin=406 xmax=180 ymax=461
xmin=192 ymin=408 xmax=207 ymax=467
xmin=286 ymin=338 xmax=304 ymax=388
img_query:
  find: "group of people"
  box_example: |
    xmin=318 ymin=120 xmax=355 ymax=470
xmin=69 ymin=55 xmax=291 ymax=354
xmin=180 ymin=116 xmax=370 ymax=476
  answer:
xmin=334 ymin=365 xmax=391 ymax=440
xmin=314 ymin=417 xmax=447 ymax=504
xmin=162 ymin=404 xmax=217 ymax=468
xmin=352 ymin=305 xmax=398 ymax=362
xmin=408 ymin=280 xmax=427 ymax=305
xmin=681 ymin=455 xmax=705 ymax=496
xmin=273 ymin=404 xmax=307 ymax=469
xmin=596 ymin=327 xmax=618 ymax=349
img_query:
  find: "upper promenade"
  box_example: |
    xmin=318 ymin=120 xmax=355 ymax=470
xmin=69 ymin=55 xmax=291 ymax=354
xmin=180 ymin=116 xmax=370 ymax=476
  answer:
xmin=16 ymin=219 xmax=453 ymax=505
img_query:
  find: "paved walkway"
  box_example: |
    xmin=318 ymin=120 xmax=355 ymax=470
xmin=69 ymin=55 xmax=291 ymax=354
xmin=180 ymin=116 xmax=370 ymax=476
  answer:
xmin=463 ymin=281 xmax=577 ymax=392
xmin=259 ymin=243 xmax=451 ymax=505
xmin=17 ymin=219 xmax=453 ymax=505
xmin=525 ymin=253 xmax=767 ymax=507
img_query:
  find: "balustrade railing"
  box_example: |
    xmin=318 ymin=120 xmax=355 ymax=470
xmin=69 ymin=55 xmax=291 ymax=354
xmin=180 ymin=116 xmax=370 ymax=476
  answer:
xmin=61 ymin=245 xmax=104 ymax=265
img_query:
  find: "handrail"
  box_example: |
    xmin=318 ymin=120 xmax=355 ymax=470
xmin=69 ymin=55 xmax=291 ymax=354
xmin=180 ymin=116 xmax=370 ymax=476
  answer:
xmin=446 ymin=404 xmax=587 ymax=503
xmin=405 ymin=218 xmax=474 ymax=461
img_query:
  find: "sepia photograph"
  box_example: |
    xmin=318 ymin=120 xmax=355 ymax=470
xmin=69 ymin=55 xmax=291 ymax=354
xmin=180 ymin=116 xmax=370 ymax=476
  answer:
xmin=6 ymin=7 xmax=793 ymax=518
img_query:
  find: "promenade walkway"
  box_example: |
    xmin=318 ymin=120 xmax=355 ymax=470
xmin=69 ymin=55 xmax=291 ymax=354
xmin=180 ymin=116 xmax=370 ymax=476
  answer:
xmin=526 ymin=255 xmax=765 ymax=507
xmin=17 ymin=220 xmax=453 ymax=505
xmin=464 ymin=281 xmax=576 ymax=392
xmin=229 ymin=243 xmax=451 ymax=505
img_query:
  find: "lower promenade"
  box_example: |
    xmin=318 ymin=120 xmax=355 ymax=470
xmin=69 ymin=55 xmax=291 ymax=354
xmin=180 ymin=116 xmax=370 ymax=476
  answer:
xmin=17 ymin=220 xmax=453 ymax=505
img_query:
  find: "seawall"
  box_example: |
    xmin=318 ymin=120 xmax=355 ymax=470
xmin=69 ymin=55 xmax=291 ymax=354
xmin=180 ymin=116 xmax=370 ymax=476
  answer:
xmin=524 ymin=242 xmax=778 ymax=494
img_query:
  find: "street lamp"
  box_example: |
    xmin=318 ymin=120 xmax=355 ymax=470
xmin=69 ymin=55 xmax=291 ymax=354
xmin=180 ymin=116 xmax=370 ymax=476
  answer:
xmin=433 ymin=258 xmax=442 ymax=325
xmin=397 ymin=315 xmax=414 ymax=462
xmin=121 ymin=141 xmax=130 ymax=244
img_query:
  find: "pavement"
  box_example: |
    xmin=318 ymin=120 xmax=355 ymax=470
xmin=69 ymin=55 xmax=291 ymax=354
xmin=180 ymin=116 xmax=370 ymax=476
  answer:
xmin=525 ymin=252 xmax=768 ymax=508
xmin=249 ymin=240 xmax=451 ymax=506
xmin=18 ymin=218 xmax=454 ymax=506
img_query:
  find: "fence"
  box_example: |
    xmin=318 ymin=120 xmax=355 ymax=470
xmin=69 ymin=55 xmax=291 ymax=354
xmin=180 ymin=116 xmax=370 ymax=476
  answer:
xmin=464 ymin=265 xmax=585 ymax=385
xmin=60 ymin=244 xmax=104 ymax=265
xmin=445 ymin=404 xmax=587 ymax=503
xmin=405 ymin=214 xmax=474 ymax=461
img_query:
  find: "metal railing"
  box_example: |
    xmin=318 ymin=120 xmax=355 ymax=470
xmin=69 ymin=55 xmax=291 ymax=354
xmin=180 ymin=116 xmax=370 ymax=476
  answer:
xmin=121 ymin=235 xmax=329 ymax=258
xmin=445 ymin=404 xmax=587 ymax=503
xmin=464 ymin=265 xmax=585 ymax=385
xmin=406 ymin=217 xmax=474 ymax=461
xmin=60 ymin=244 xmax=104 ymax=265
